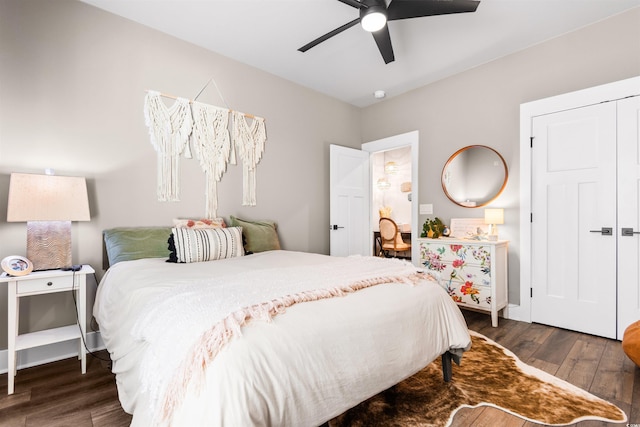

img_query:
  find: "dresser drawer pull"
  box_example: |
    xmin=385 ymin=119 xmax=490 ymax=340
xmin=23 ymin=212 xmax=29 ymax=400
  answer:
xmin=47 ymin=282 xmax=53 ymax=286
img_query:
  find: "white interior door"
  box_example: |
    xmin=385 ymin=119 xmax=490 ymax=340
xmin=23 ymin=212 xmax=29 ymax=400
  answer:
xmin=329 ymin=144 xmax=370 ymax=257
xmin=531 ymin=102 xmax=617 ymax=339
xmin=618 ymin=95 xmax=640 ymax=335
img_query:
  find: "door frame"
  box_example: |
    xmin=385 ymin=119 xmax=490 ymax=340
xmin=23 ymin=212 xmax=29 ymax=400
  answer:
xmin=513 ymin=76 xmax=640 ymax=323
xmin=362 ymin=130 xmax=420 ymax=264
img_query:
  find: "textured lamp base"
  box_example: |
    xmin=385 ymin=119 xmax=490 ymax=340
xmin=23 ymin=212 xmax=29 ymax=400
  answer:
xmin=26 ymin=221 xmax=72 ymax=271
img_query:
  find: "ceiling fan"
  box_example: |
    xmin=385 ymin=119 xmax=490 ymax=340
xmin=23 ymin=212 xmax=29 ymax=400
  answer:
xmin=298 ymin=0 xmax=480 ymax=64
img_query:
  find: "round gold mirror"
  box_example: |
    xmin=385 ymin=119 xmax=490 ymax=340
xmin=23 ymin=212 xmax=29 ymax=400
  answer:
xmin=441 ymin=145 xmax=508 ymax=208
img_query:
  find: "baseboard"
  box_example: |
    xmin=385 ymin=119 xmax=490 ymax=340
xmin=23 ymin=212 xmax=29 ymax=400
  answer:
xmin=0 ymin=331 xmax=105 ymax=374
xmin=504 ymin=303 xmax=531 ymax=322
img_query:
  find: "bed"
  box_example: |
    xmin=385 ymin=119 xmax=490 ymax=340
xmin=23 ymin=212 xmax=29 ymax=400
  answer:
xmin=94 ymin=224 xmax=471 ymax=426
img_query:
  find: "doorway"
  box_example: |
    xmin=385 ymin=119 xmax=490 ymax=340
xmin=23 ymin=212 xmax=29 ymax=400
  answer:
xmin=362 ymin=131 xmax=419 ymax=264
xmin=371 ymin=147 xmax=412 ymax=259
xmin=329 ymin=131 xmax=419 ymax=262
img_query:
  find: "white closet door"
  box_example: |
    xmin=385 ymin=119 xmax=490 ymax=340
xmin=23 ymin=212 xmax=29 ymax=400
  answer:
xmin=618 ymin=95 xmax=640 ymax=337
xmin=531 ymin=102 xmax=617 ymax=339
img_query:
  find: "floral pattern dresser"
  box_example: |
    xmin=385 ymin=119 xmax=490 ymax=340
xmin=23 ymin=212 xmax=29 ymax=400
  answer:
xmin=418 ymin=238 xmax=508 ymax=327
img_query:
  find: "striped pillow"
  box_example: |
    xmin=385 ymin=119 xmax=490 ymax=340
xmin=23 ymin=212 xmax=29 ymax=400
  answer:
xmin=171 ymin=226 xmax=244 ymax=263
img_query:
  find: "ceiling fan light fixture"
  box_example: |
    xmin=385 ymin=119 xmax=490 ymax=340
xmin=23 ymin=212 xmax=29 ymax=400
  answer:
xmin=299 ymin=0 xmax=480 ymax=63
xmin=361 ymin=7 xmax=387 ymax=32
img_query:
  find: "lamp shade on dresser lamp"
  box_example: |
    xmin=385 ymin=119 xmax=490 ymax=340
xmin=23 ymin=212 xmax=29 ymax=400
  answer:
xmin=6 ymin=172 xmax=90 ymax=271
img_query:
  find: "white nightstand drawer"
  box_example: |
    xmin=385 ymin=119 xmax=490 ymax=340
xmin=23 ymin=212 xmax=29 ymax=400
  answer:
xmin=17 ymin=275 xmax=74 ymax=295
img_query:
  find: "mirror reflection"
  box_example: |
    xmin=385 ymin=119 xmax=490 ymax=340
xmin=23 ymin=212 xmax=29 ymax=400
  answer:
xmin=441 ymin=145 xmax=508 ymax=208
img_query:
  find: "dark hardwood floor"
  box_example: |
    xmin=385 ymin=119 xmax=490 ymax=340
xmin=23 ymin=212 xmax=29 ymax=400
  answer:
xmin=458 ymin=310 xmax=639 ymax=427
xmin=0 ymin=349 xmax=131 ymax=427
xmin=0 ymin=309 xmax=637 ymax=426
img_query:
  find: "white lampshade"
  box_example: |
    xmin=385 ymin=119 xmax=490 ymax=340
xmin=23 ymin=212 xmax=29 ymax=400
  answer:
xmin=7 ymin=173 xmax=90 ymax=270
xmin=484 ymin=208 xmax=504 ymax=225
xmin=7 ymin=173 xmax=90 ymax=221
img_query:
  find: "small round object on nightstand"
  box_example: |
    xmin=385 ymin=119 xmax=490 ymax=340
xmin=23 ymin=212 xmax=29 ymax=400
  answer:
xmin=1 ymin=255 xmax=33 ymax=276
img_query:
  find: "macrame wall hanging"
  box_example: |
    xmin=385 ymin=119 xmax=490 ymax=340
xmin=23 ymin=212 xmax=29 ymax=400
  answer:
xmin=144 ymin=90 xmax=193 ymax=202
xmin=191 ymin=101 xmax=231 ymax=218
xmin=143 ymin=86 xmax=267 ymax=218
xmin=232 ymin=111 xmax=266 ymax=207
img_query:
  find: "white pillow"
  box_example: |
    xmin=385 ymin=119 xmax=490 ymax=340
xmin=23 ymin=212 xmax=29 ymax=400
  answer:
xmin=171 ymin=226 xmax=244 ymax=263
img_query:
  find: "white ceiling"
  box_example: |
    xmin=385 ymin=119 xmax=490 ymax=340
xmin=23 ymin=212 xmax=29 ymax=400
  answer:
xmin=81 ymin=0 xmax=640 ymax=107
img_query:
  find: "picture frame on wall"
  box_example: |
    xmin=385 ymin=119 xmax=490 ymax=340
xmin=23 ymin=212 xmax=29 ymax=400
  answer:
xmin=1 ymin=255 xmax=34 ymax=276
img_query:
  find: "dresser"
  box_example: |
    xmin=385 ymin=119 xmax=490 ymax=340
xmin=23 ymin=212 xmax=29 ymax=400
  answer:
xmin=418 ymin=238 xmax=508 ymax=326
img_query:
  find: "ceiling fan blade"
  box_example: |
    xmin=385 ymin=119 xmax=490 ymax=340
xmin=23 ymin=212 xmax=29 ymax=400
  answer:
xmin=298 ymin=18 xmax=361 ymax=52
xmin=387 ymin=0 xmax=480 ymax=21
xmin=372 ymin=26 xmax=395 ymax=64
xmin=338 ymin=0 xmax=368 ymax=9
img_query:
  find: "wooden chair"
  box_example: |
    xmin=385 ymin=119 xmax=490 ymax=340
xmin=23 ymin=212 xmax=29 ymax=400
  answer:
xmin=379 ymin=217 xmax=411 ymax=258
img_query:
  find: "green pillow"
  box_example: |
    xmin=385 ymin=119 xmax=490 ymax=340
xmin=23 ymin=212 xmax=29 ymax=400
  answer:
xmin=103 ymin=227 xmax=172 ymax=267
xmin=229 ymin=216 xmax=281 ymax=253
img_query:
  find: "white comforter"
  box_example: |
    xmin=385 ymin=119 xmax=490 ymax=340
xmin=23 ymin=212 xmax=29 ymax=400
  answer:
xmin=94 ymin=250 xmax=471 ymax=427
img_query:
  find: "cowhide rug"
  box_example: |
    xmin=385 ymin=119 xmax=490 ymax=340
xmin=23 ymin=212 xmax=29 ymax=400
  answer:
xmin=329 ymin=331 xmax=627 ymax=426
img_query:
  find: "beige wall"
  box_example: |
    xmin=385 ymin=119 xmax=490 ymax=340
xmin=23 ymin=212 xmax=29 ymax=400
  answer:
xmin=361 ymin=7 xmax=640 ymax=306
xmin=0 ymin=0 xmax=362 ymax=350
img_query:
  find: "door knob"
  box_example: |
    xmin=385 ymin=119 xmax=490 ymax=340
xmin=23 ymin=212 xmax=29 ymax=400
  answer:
xmin=622 ymin=228 xmax=640 ymax=236
xmin=589 ymin=227 xmax=612 ymax=235
xmin=330 ymin=224 xmax=345 ymax=230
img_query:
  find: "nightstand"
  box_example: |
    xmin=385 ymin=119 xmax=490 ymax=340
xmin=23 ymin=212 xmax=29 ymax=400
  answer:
xmin=0 ymin=265 xmax=95 ymax=394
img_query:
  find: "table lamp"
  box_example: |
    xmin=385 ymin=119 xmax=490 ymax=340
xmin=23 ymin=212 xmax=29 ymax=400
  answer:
xmin=7 ymin=172 xmax=90 ymax=271
xmin=484 ymin=208 xmax=504 ymax=241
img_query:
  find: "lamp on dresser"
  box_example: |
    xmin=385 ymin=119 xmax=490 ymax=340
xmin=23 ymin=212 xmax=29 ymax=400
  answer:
xmin=484 ymin=208 xmax=504 ymax=241
xmin=6 ymin=172 xmax=90 ymax=271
